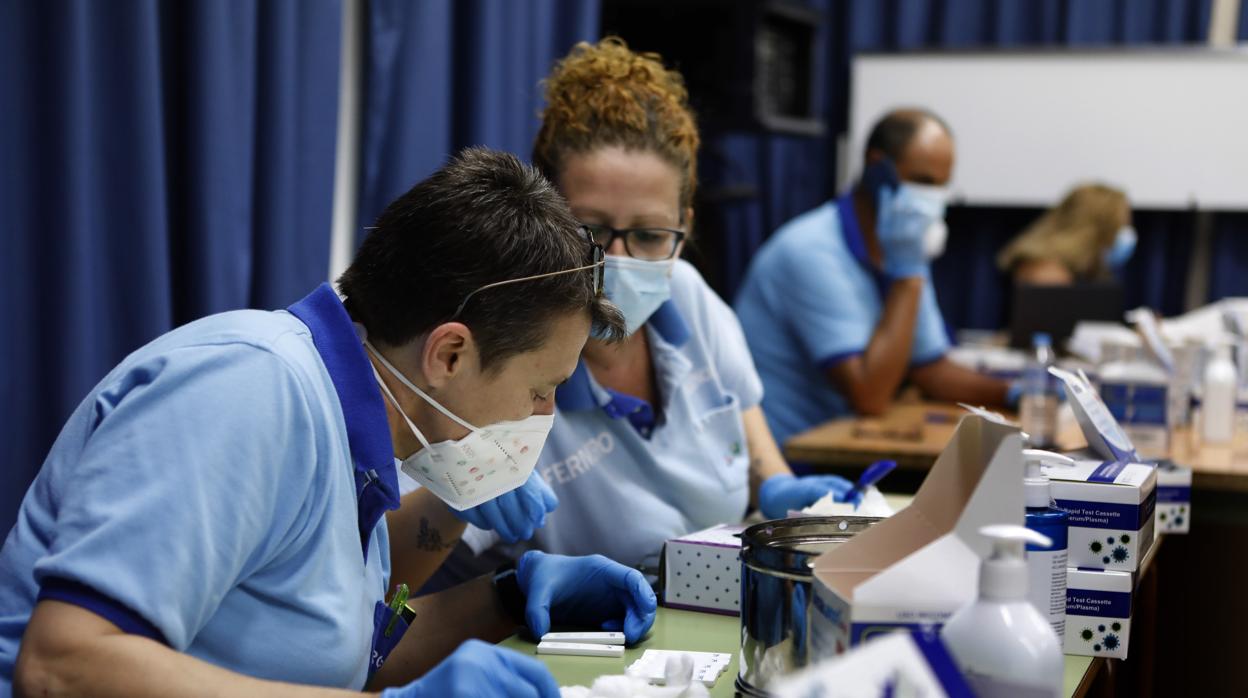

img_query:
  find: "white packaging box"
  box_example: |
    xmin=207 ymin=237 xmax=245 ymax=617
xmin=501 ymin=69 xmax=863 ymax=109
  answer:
xmin=809 ymin=416 xmax=1024 ymax=655
xmin=1154 ymin=459 xmax=1192 ymax=534
xmin=663 ymin=523 xmax=744 ymax=615
xmin=1046 ymin=454 xmax=1156 ymax=572
xmin=1065 ymin=566 xmax=1134 ymax=659
xmin=771 ymin=630 xmax=973 ymax=698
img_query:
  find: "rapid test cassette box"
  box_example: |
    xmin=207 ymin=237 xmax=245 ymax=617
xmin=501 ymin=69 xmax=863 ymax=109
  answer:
xmin=1154 ymin=459 xmax=1192 ymax=534
xmin=663 ymin=524 xmax=745 ymax=615
xmin=1045 ymin=453 xmax=1156 ymax=571
xmin=1064 ymin=537 xmax=1157 ymax=660
xmin=809 ymin=416 xmax=1024 ymax=656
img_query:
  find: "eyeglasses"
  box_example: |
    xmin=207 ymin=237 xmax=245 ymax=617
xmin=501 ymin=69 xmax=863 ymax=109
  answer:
xmin=581 ymin=223 xmax=686 ymax=261
xmin=449 ymin=227 xmax=605 ymax=320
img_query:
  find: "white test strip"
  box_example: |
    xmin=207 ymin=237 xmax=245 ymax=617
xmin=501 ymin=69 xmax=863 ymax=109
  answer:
xmin=539 ymin=631 xmax=625 ymax=645
xmin=536 ymin=641 xmax=625 ymax=658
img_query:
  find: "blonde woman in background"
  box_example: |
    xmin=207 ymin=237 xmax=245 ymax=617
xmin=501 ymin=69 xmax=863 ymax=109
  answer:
xmin=998 ymin=183 xmax=1135 ymax=286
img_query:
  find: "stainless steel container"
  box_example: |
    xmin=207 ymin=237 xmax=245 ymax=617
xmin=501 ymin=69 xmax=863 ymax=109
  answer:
xmin=737 ymin=516 xmax=881 ymax=697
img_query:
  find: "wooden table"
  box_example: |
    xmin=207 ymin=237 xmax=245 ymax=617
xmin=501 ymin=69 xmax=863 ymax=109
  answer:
xmin=785 ymin=400 xmax=1248 ymax=492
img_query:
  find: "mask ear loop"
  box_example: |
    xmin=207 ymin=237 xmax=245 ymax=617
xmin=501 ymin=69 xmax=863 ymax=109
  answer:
xmin=368 ymin=362 xmax=435 ymax=452
xmin=364 ymin=340 xmax=480 ymax=434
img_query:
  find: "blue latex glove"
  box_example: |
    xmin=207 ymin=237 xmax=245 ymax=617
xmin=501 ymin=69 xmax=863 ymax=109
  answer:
xmin=452 ymin=471 xmax=558 ymax=544
xmin=758 ymin=473 xmax=855 ymax=520
xmin=876 ymin=184 xmax=943 ymax=278
xmin=381 ymin=639 xmax=559 ymax=698
xmin=516 ymin=550 xmax=657 ymax=644
xmin=1006 ymin=379 xmax=1024 ymax=409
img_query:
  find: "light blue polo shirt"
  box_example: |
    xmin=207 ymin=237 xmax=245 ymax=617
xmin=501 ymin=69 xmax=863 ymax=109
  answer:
xmin=427 ymin=260 xmax=763 ymax=583
xmin=0 ymin=284 xmax=400 ymax=691
xmin=734 ymin=194 xmax=950 ymax=445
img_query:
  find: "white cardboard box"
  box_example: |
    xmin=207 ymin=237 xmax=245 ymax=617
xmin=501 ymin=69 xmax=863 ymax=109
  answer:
xmin=1154 ymin=459 xmax=1192 ymax=534
xmin=1047 ymin=453 xmax=1157 ymax=572
xmin=809 ymin=416 xmax=1024 ymax=655
xmin=771 ymin=630 xmax=973 ymax=698
xmin=1065 ymin=567 xmax=1133 ymax=659
xmin=663 ymin=523 xmax=745 ymax=615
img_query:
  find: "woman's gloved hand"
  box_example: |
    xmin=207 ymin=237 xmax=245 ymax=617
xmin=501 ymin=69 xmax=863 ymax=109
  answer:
xmin=516 ymin=550 xmax=657 ymax=645
xmin=758 ymin=473 xmax=855 ymax=520
xmin=381 ymin=639 xmax=559 ymax=698
xmin=451 ymin=471 xmax=558 ymax=544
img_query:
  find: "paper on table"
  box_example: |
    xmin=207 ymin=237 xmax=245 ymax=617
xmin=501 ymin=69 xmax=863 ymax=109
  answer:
xmin=797 ymin=486 xmax=895 ymax=518
xmin=560 ymin=651 xmax=718 ymax=698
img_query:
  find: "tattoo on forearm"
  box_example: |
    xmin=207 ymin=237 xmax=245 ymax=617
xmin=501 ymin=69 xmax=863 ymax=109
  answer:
xmin=415 ymin=517 xmax=456 ymax=552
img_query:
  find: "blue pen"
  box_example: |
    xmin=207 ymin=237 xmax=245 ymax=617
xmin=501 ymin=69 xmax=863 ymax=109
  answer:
xmin=845 ymin=459 xmax=898 ymax=507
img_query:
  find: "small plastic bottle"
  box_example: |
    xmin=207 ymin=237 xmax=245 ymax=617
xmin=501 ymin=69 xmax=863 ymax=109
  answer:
xmin=1020 ymin=333 xmax=1058 ymax=448
xmin=941 ymin=525 xmax=1064 ymax=698
xmin=1023 ymin=450 xmax=1074 ymax=640
xmin=1203 ymin=343 xmax=1237 ymax=444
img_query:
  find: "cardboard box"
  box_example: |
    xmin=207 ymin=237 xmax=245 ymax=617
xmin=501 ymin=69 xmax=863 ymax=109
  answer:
xmin=771 ymin=630 xmax=973 ymax=698
xmin=1046 ymin=453 xmax=1157 ymax=571
xmin=663 ymin=523 xmax=745 ymax=615
xmin=1064 ymin=567 xmax=1133 ymax=659
xmin=809 ymin=416 xmax=1024 ymax=656
xmin=1154 ymin=459 xmax=1192 ymax=534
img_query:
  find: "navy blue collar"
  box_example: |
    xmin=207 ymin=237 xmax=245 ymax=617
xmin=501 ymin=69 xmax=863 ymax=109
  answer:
xmin=835 ymin=193 xmax=872 ymax=269
xmin=556 ymin=360 xmax=597 ymax=412
xmin=649 ymin=300 xmax=691 ymax=347
xmin=556 ymin=300 xmax=690 ymax=412
xmin=288 ymin=284 xmax=400 ymax=560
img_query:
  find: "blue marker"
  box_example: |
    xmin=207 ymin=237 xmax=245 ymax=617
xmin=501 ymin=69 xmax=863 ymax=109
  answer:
xmin=846 ymin=459 xmax=897 ymax=506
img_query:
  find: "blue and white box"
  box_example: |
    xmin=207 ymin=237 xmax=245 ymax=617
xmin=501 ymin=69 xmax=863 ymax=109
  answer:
xmin=1099 ymin=362 xmax=1170 ymax=459
xmin=772 ymin=630 xmax=973 ymax=698
xmin=1065 ymin=567 xmax=1134 ymax=659
xmin=1154 ymin=460 xmax=1192 ymax=534
xmin=1044 ymin=454 xmax=1156 ymax=572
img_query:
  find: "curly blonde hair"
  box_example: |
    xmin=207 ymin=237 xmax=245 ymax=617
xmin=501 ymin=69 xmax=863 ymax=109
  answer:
xmin=532 ymin=37 xmax=700 ymax=211
xmin=997 ymin=183 xmax=1131 ymax=280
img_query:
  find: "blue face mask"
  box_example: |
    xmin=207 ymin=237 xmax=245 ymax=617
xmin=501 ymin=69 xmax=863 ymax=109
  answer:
xmin=1105 ymin=226 xmax=1137 ymax=270
xmin=600 ymin=256 xmax=673 ymax=336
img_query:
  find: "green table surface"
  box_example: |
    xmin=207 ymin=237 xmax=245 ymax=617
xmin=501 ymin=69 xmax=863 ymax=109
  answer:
xmin=500 ymin=606 xmax=1097 ymax=697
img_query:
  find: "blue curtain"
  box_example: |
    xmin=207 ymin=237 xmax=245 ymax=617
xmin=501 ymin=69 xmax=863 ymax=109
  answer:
xmin=0 ymin=0 xmax=341 ymax=533
xmin=357 ymin=0 xmax=600 ymax=230
xmin=710 ymin=0 xmax=1219 ymax=321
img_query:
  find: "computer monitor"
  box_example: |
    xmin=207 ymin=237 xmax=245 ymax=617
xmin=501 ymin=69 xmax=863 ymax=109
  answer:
xmin=1008 ymin=282 xmax=1125 ymax=351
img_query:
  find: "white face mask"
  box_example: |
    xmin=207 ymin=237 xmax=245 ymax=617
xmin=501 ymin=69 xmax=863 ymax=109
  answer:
xmin=365 ymin=341 xmax=553 ymax=511
xmin=602 ymin=256 xmax=674 ymax=335
xmin=897 ymin=182 xmax=951 ymax=260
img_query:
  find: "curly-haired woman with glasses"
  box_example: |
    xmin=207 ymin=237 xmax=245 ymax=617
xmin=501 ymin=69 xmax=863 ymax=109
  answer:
xmin=427 ymin=38 xmax=856 ymax=588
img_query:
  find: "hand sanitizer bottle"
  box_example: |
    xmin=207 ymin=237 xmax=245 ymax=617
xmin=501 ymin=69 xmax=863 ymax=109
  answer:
xmin=941 ymin=525 xmax=1064 ymax=698
xmin=1023 ymin=450 xmax=1074 ymax=639
xmin=1021 ymin=333 xmax=1058 ymax=447
xmin=1203 ymin=343 xmax=1237 ymax=444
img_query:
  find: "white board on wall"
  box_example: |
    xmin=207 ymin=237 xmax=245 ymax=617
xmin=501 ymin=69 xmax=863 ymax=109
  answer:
xmin=848 ymin=49 xmax=1248 ymax=211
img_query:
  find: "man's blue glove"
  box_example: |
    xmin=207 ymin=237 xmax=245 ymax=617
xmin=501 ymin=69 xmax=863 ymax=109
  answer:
xmin=452 ymin=471 xmax=558 ymax=544
xmin=381 ymin=639 xmax=559 ymax=698
xmin=758 ymin=473 xmax=855 ymax=520
xmin=516 ymin=550 xmax=657 ymax=645
xmin=1007 ymin=379 xmax=1024 ymax=410
xmin=876 ymin=184 xmax=943 ymax=279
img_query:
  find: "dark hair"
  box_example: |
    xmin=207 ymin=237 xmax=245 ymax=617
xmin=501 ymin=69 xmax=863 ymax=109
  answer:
xmin=863 ymin=108 xmax=952 ymax=162
xmin=338 ymin=147 xmax=624 ymax=371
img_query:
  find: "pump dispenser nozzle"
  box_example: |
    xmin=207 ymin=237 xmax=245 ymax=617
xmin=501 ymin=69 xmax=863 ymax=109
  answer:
xmin=1023 ymin=449 xmax=1075 ymax=508
xmin=979 ymin=524 xmax=1051 ymax=600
